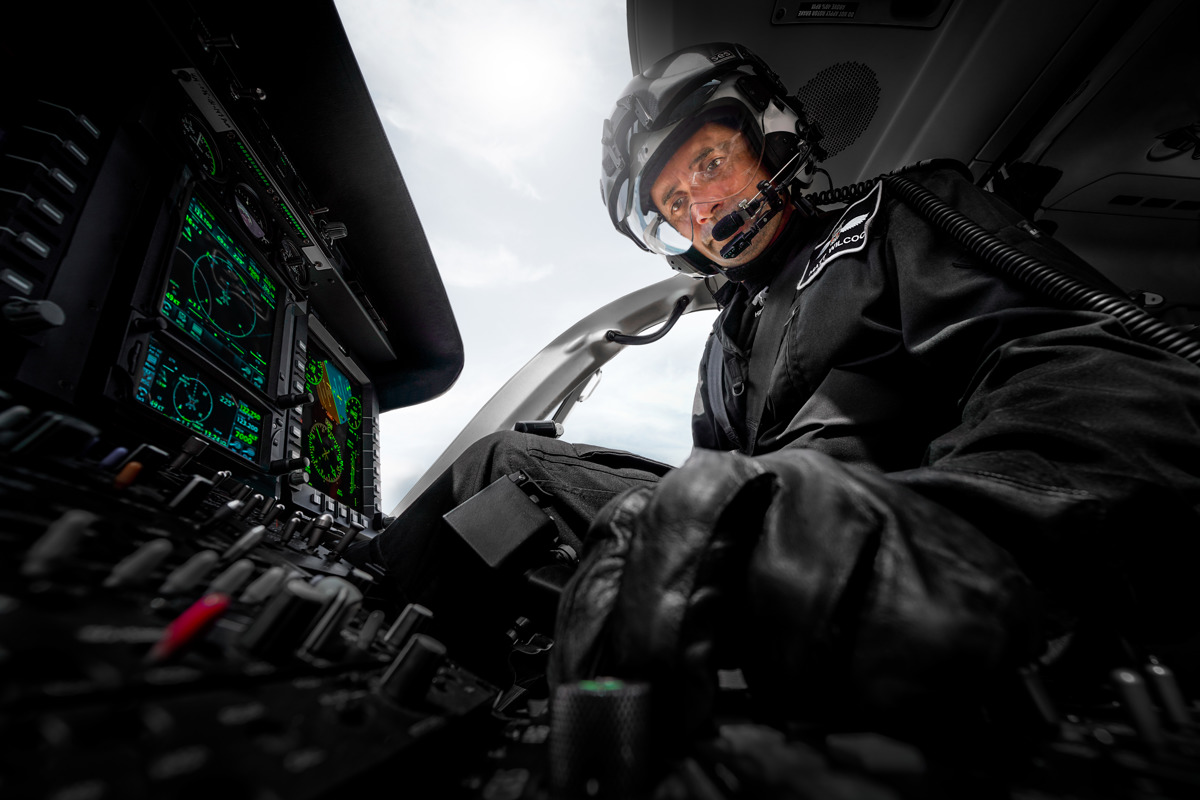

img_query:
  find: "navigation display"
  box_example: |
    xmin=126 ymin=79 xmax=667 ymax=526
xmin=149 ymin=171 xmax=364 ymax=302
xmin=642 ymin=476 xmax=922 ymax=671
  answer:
xmin=135 ymin=335 xmax=266 ymax=463
xmin=160 ymin=193 xmax=279 ymax=392
xmin=302 ymin=342 xmax=364 ymax=512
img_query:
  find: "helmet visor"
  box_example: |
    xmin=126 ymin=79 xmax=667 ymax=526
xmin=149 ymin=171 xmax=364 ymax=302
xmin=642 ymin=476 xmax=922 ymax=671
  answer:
xmin=628 ymin=118 xmax=767 ymax=264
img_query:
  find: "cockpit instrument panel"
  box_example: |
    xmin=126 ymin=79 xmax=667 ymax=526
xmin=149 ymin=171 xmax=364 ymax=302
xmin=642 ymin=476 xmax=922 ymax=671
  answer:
xmin=302 ymin=337 xmax=365 ymax=513
xmin=160 ymin=191 xmax=279 ymax=393
xmin=135 ymin=333 xmax=268 ymax=464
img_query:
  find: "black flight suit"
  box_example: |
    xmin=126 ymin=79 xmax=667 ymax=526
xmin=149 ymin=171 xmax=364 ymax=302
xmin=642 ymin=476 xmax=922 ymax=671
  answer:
xmin=549 ymin=162 xmax=1200 ymax=741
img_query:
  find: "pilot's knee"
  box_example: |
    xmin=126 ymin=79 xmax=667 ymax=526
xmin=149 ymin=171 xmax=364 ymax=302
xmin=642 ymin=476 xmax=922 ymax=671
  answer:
xmin=459 ymin=429 xmax=536 ymax=464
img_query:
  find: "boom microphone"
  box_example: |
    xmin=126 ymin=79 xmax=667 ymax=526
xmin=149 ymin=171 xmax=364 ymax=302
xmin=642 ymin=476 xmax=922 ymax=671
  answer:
xmin=713 ymin=209 xmax=751 ymax=241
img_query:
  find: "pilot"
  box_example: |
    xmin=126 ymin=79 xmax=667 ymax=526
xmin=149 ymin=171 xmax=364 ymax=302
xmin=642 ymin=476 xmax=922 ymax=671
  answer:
xmin=355 ymin=42 xmax=1200 ymax=742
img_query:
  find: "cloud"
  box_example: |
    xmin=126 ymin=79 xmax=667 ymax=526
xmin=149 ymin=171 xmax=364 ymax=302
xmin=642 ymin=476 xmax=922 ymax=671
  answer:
xmin=430 ymin=238 xmax=555 ymax=288
xmin=338 ymin=0 xmax=624 ymax=199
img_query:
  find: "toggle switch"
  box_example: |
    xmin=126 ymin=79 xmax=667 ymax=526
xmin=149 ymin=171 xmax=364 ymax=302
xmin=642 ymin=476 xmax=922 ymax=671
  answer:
xmin=199 ymin=499 xmax=243 ymax=532
xmin=279 ymin=516 xmax=302 ymax=543
xmin=327 ymin=522 xmax=364 ymax=561
xmin=306 ymin=513 xmax=334 ymax=551
xmin=260 ymin=500 xmax=284 ymax=528
xmin=355 ymin=609 xmax=387 ymax=651
xmin=238 ymin=493 xmax=265 ymax=519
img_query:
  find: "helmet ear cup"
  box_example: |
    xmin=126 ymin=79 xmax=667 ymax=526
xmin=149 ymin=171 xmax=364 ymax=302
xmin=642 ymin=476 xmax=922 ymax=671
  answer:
xmin=733 ymin=74 xmax=774 ymax=112
xmin=763 ymin=131 xmax=801 ymax=175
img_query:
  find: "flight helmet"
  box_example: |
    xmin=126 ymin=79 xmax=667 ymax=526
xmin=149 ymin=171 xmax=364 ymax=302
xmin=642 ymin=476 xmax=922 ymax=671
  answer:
xmin=601 ymin=42 xmax=821 ymax=276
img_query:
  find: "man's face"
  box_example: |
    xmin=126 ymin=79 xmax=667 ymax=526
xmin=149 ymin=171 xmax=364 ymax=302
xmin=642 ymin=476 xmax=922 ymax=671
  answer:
xmin=650 ymin=122 xmax=782 ymax=269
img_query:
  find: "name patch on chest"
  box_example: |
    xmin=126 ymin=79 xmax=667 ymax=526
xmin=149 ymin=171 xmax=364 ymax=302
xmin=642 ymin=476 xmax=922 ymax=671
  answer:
xmin=798 ymin=181 xmax=883 ymax=292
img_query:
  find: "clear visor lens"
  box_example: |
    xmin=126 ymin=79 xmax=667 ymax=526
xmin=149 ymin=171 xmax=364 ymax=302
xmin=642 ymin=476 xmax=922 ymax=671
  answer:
xmin=628 ymin=125 xmax=766 ymax=258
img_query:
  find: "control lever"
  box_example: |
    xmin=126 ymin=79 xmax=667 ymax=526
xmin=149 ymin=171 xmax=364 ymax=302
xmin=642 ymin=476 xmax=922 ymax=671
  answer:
xmin=269 ymin=456 xmax=309 ymax=475
xmin=2 ymin=297 xmax=65 ymax=333
xmin=260 ymin=500 xmax=285 ymax=528
xmin=168 ymin=435 xmax=208 ymax=471
xmin=239 ymin=565 xmax=290 ymax=605
xmin=276 ymin=391 xmax=314 ymax=409
xmin=1113 ymin=667 xmax=1166 ymax=753
xmin=1145 ymin=658 xmax=1194 ymax=729
xmin=381 ymin=603 xmax=433 ymax=652
xmin=22 ymin=509 xmax=98 ymax=577
xmin=104 ymin=539 xmax=174 ymax=588
xmin=327 ymin=521 xmax=364 ymax=561
xmin=306 ymin=513 xmax=334 ymax=551
xmin=377 ymin=634 xmax=446 ymax=707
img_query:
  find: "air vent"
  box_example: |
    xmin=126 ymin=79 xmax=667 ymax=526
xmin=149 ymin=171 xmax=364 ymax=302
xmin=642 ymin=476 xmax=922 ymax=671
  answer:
xmin=1108 ymin=195 xmax=1200 ymax=211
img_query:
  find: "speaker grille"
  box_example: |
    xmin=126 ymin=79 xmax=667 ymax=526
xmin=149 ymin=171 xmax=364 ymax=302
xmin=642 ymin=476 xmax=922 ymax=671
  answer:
xmin=794 ymin=61 xmax=881 ymax=157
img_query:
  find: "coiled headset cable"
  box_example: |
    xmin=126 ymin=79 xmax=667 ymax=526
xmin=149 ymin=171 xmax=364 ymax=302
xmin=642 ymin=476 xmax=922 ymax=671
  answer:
xmin=805 ymin=165 xmax=1200 ymax=368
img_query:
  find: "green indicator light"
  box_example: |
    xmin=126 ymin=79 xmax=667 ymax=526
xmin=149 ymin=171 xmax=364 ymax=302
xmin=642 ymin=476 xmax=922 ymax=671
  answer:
xmin=236 ymin=141 xmax=272 ymax=188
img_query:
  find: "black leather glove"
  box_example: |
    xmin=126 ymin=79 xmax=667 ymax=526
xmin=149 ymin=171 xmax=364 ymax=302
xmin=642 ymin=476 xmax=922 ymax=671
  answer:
xmin=551 ymin=447 xmax=1038 ymax=748
xmin=550 ymin=449 xmax=777 ymax=743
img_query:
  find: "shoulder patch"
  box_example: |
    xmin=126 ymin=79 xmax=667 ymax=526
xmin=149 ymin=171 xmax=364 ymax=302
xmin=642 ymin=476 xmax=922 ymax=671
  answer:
xmin=798 ymin=181 xmax=883 ymax=292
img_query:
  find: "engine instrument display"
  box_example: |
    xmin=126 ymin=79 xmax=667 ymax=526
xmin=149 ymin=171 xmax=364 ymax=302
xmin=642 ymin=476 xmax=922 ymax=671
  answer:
xmin=179 ymin=111 xmax=223 ymax=181
xmin=135 ymin=335 xmax=266 ymax=463
xmin=302 ymin=342 xmax=364 ymax=512
xmin=160 ymin=193 xmax=279 ymax=391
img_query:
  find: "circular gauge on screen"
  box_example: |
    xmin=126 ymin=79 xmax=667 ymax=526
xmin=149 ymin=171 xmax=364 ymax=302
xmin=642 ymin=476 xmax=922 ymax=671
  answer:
xmin=307 ymin=418 xmax=344 ymax=482
xmin=173 ymin=374 xmax=213 ymax=424
xmin=191 ymin=251 xmax=257 ymax=339
xmin=346 ymin=396 xmax=362 ymax=432
xmin=180 ymin=112 xmax=224 ymax=181
xmin=232 ymin=183 xmax=269 ymax=243
xmin=305 ymin=356 xmax=324 ymax=389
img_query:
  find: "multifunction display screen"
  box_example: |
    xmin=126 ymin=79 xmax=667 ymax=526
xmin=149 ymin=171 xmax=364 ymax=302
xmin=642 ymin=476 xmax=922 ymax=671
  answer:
xmin=160 ymin=193 xmax=279 ymax=391
xmin=302 ymin=343 xmax=364 ymax=512
xmin=135 ymin=335 xmax=266 ymax=463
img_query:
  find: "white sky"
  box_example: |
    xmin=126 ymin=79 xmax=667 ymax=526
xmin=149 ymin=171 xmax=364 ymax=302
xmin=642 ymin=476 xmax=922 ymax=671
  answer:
xmin=333 ymin=0 xmax=718 ymax=511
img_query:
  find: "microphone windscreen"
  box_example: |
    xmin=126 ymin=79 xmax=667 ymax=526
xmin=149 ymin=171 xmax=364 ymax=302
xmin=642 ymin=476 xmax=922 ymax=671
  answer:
xmin=712 ymin=212 xmax=744 ymax=241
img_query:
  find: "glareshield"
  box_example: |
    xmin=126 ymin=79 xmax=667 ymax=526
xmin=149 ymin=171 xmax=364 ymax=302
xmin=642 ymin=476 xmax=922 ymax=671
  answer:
xmin=630 ymin=123 xmax=766 ymax=261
